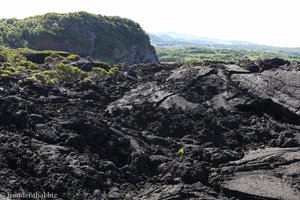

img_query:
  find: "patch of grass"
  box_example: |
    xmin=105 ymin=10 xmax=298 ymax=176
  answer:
xmin=178 ymin=147 xmax=185 ymax=154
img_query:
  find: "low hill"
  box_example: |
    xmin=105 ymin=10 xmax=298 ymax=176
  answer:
xmin=0 ymin=12 xmax=158 ymax=64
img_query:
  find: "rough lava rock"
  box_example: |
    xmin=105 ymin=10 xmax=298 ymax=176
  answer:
xmin=0 ymin=59 xmax=299 ymax=199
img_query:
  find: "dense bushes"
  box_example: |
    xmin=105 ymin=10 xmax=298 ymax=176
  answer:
xmin=67 ymin=54 xmax=80 ymax=62
xmin=90 ymin=66 xmax=119 ymax=82
xmin=29 ymin=64 xmax=87 ymax=84
xmin=56 ymin=64 xmax=87 ymax=82
xmin=0 ymin=49 xmax=38 ymax=78
xmin=0 ymin=48 xmax=120 ymax=85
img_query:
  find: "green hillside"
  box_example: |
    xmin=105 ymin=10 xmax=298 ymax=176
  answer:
xmin=0 ymin=12 xmax=158 ymax=64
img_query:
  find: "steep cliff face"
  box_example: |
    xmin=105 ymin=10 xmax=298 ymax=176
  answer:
xmin=0 ymin=12 xmax=158 ymax=64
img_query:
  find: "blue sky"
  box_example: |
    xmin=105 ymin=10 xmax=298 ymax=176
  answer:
xmin=2 ymin=0 xmax=300 ymax=47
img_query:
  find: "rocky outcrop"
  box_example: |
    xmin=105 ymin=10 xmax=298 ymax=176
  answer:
xmin=220 ymin=148 xmax=300 ymax=200
xmin=0 ymin=12 xmax=158 ymax=64
xmin=0 ymin=59 xmax=299 ymax=199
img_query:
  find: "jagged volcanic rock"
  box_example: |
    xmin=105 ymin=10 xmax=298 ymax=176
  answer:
xmin=0 ymin=59 xmax=299 ymax=199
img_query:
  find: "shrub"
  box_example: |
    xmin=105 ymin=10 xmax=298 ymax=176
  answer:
xmin=0 ymin=73 xmax=9 ymax=78
xmin=178 ymin=147 xmax=185 ymax=154
xmin=14 ymin=66 xmax=28 ymax=75
xmin=32 ymin=71 xmax=57 ymax=85
xmin=91 ymin=67 xmax=108 ymax=81
xmin=19 ymin=60 xmax=38 ymax=70
xmin=5 ymin=66 xmax=16 ymax=73
xmin=26 ymin=63 xmax=87 ymax=85
xmin=0 ymin=53 xmax=7 ymax=61
xmin=82 ymin=77 xmax=92 ymax=83
xmin=92 ymin=67 xmax=108 ymax=76
xmin=6 ymin=51 xmax=26 ymax=63
xmin=24 ymin=75 xmax=38 ymax=83
xmin=67 ymin=54 xmax=80 ymax=62
xmin=2 ymin=62 xmax=11 ymax=69
xmin=44 ymin=53 xmax=64 ymax=63
xmin=44 ymin=56 xmax=54 ymax=63
xmin=55 ymin=63 xmax=87 ymax=82
xmin=107 ymin=66 xmax=119 ymax=76
xmin=0 ymin=70 xmax=12 ymax=76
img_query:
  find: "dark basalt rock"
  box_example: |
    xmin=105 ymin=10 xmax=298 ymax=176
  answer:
xmin=239 ymin=58 xmax=290 ymax=72
xmin=258 ymin=57 xmax=290 ymax=71
xmin=24 ymin=52 xmax=70 ymax=64
xmin=0 ymin=58 xmax=299 ymax=199
xmin=70 ymin=59 xmax=111 ymax=72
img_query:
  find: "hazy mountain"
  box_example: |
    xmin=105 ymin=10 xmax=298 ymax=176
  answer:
xmin=150 ymin=32 xmax=300 ymax=63
xmin=150 ymin=32 xmax=300 ymax=57
xmin=150 ymin=32 xmax=253 ymax=47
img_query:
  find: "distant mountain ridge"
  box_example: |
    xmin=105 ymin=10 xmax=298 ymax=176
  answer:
xmin=149 ymin=32 xmax=254 ymax=47
xmin=150 ymin=32 xmax=300 ymax=56
xmin=0 ymin=12 xmax=158 ymax=64
xmin=159 ymin=32 xmax=253 ymax=45
xmin=150 ymin=32 xmax=300 ymax=62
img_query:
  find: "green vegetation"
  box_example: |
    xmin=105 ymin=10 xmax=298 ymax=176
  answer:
xmin=90 ymin=66 xmax=119 ymax=81
xmin=30 ymin=64 xmax=87 ymax=85
xmin=0 ymin=12 xmax=156 ymax=64
xmin=150 ymin=33 xmax=300 ymax=62
xmin=178 ymin=147 xmax=185 ymax=158
xmin=157 ymin=46 xmax=300 ymax=63
xmin=66 ymin=54 xmax=80 ymax=62
xmin=178 ymin=147 xmax=185 ymax=155
xmin=0 ymin=49 xmax=38 ymax=78
xmin=0 ymin=48 xmax=120 ymax=85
